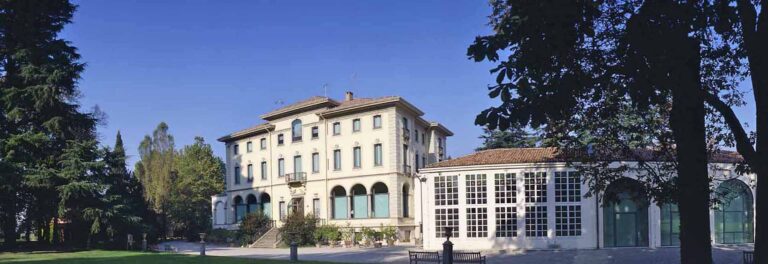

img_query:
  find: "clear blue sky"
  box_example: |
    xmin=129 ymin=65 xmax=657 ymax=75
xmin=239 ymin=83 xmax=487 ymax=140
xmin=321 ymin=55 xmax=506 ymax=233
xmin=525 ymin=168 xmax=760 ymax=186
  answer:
xmin=62 ymin=1 xmax=756 ymax=168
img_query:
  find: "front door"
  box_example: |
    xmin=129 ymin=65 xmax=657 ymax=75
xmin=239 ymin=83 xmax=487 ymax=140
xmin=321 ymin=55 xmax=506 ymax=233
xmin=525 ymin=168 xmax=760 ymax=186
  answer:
xmin=604 ymin=193 xmax=649 ymax=247
xmin=290 ymin=198 xmax=304 ymax=216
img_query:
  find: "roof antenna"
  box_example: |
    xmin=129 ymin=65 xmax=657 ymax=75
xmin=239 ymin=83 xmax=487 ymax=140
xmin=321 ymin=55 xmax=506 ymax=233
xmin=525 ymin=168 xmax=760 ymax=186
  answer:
xmin=350 ymin=73 xmax=357 ymax=92
xmin=323 ymin=83 xmax=328 ymax=98
xmin=274 ymin=99 xmax=284 ymax=105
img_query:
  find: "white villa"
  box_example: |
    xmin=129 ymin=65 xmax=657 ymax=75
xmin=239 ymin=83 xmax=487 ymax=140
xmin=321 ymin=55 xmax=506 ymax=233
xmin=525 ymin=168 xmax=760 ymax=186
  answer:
xmin=415 ymin=148 xmax=756 ymax=250
xmin=211 ymin=92 xmax=452 ymax=243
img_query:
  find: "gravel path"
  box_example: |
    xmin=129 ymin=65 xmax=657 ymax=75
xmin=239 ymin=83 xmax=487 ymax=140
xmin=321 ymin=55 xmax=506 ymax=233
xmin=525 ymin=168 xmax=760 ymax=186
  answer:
xmin=160 ymin=241 xmax=752 ymax=264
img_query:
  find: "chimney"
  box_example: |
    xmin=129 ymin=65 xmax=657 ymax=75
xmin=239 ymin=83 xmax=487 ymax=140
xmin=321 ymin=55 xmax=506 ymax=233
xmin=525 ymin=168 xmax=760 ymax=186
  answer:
xmin=344 ymin=91 xmax=354 ymax=101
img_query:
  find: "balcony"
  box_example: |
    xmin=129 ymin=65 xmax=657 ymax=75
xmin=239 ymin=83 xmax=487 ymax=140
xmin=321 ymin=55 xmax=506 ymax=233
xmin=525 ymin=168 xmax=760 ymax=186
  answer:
xmin=403 ymin=165 xmax=412 ymax=176
xmin=402 ymin=128 xmax=411 ymax=141
xmin=285 ymin=172 xmax=307 ymax=184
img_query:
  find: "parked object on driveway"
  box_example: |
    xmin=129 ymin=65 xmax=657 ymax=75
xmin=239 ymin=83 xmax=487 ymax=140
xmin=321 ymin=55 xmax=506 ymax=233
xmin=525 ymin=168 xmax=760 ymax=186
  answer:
xmin=453 ymin=252 xmax=486 ymax=264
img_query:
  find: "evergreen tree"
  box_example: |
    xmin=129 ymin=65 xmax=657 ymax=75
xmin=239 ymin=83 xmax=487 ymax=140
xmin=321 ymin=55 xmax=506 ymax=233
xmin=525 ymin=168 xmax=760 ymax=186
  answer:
xmin=0 ymin=0 xmax=98 ymax=248
xmin=476 ymin=127 xmax=537 ymax=151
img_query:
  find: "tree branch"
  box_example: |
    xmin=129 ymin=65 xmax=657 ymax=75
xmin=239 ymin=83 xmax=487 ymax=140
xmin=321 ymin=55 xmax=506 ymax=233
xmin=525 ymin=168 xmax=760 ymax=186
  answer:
xmin=704 ymin=92 xmax=758 ymax=165
xmin=736 ymin=0 xmax=758 ymax=44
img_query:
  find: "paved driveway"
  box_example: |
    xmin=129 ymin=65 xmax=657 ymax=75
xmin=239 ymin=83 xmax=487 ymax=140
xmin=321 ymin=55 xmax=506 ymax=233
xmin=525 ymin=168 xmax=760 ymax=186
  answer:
xmin=160 ymin=241 xmax=751 ymax=264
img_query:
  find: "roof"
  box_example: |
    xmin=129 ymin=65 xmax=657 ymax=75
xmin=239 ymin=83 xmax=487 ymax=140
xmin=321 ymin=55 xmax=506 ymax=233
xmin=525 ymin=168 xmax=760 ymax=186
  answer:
xmin=317 ymin=96 xmax=424 ymax=118
xmin=430 ymin=122 xmax=454 ymax=136
xmin=425 ymin=147 xmax=744 ymax=169
xmin=218 ymin=123 xmax=275 ymax=142
xmin=260 ymin=96 xmax=340 ymax=120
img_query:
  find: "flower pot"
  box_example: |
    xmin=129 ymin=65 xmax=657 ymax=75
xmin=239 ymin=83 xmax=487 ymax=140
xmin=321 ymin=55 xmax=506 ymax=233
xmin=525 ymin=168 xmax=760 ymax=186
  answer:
xmin=374 ymin=242 xmax=382 ymax=248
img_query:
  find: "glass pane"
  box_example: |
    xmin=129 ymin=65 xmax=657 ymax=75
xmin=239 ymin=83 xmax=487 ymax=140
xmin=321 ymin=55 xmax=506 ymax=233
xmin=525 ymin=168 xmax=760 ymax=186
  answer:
xmin=353 ymin=195 xmax=368 ymax=219
xmin=374 ymin=194 xmax=389 ymax=218
xmin=333 ymin=197 xmax=347 ymax=219
xmin=615 ymin=213 xmax=637 ymax=247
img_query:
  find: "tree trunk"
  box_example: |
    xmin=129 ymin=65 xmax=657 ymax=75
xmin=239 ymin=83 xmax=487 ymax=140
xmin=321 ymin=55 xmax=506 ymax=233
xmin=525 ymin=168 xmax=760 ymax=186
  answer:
xmin=1 ymin=203 xmax=17 ymax=250
xmin=755 ymin=166 xmax=767 ymax=263
xmin=668 ymin=36 xmax=713 ymax=264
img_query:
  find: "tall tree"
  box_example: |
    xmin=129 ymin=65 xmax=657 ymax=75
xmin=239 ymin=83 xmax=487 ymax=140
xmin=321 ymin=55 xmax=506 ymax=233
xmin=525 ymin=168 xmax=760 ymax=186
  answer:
xmin=702 ymin=1 xmax=768 ymax=261
xmin=0 ymin=0 xmax=98 ymax=248
xmin=168 ymin=137 xmax=224 ymax=240
xmin=135 ymin=122 xmax=175 ymax=238
xmin=468 ymin=1 xmax=740 ymax=263
xmin=476 ymin=127 xmax=537 ymax=151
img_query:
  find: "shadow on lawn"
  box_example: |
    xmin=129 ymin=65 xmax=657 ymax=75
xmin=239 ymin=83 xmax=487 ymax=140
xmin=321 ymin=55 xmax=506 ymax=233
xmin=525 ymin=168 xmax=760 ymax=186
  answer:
xmin=0 ymin=253 xmax=327 ymax=264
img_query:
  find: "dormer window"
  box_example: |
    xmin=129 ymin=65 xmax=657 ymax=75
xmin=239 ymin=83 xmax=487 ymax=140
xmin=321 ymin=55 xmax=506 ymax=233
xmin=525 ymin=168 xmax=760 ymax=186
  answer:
xmin=292 ymin=119 xmax=302 ymax=142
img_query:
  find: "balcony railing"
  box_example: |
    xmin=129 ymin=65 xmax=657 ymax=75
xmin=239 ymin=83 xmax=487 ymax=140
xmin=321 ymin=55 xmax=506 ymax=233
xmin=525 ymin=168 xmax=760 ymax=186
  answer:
xmin=285 ymin=172 xmax=307 ymax=184
xmin=402 ymin=128 xmax=411 ymax=141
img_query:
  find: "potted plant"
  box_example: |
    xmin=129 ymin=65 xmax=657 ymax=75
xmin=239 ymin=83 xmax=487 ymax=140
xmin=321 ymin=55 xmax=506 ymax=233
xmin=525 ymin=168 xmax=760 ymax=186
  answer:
xmin=342 ymin=223 xmax=354 ymax=248
xmin=361 ymin=227 xmax=376 ymax=247
xmin=326 ymin=226 xmax=341 ymax=248
xmin=381 ymin=226 xmax=397 ymax=246
xmin=313 ymin=226 xmax=325 ymax=248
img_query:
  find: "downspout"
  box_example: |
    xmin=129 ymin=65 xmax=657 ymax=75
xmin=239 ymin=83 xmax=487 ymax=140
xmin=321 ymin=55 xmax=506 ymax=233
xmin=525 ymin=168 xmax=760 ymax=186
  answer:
xmin=596 ymin=191 xmax=600 ymax=249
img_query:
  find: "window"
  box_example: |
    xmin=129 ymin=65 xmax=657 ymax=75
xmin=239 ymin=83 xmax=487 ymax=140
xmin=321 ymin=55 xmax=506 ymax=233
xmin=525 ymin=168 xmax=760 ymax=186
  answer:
xmin=333 ymin=150 xmax=341 ymax=170
xmin=495 ymin=173 xmax=516 ymax=204
xmin=311 ymin=126 xmax=319 ymax=139
xmin=466 ymin=174 xmax=487 ymax=205
xmin=525 ymin=205 xmax=548 ymax=237
xmin=333 ymin=122 xmax=341 ymax=135
xmin=260 ymin=138 xmax=267 ymax=149
xmin=402 ymin=117 xmax=409 ymax=129
xmin=435 ymin=208 xmax=459 ymax=238
xmin=373 ymin=115 xmax=382 ymax=129
xmin=293 ymin=155 xmax=302 ymax=173
xmin=247 ymin=164 xmax=253 ymax=182
xmin=233 ymin=144 xmax=239 ymax=155
xmin=415 ymin=153 xmax=420 ymax=170
xmin=495 ymin=207 xmax=517 ymax=237
xmin=555 ymin=171 xmax=581 ymax=202
xmin=234 ymin=166 xmax=240 ymax=184
xmin=352 ymin=118 xmax=361 ymax=132
xmin=524 ymin=172 xmax=547 ymax=203
xmin=291 ymin=119 xmax=302 ymax=142
xmin=434 ymin=175 xmax=458 ymax=206
xmin=279 ymin=201 xmax=286 ymax=221
xmin=660 ymin=203 xmax=680 ymax=246
xmin=277 ymin=134 xmax=284 ymax=145
xmin=374 ymin=144 xmax=383 ymax=166
xmin=313 ymin=198 xmax=321 ymax=218
xmin=422 ymin=132 xmax=426 ymax=146
xmin=278 ymin=158 xmax=285 ymax=177
xmin=555 ymin=205 xmax=582 ymax=236
xmin=415 ymin=130 xmax=419 ymax=142
xmin=246 ymin=141 xmax=252 ymax=153
xmin=312 ymin=153 xmax=320 ymax=173
xmin=422 ymin=156 xmax=426 ymax=168
xmin=353 ymin=147 xmax=361 ymax=168
xmin=466 ymin=207 xmax=488 ymax=237
xmin=260 ymin=162 xmax=267 ymax=180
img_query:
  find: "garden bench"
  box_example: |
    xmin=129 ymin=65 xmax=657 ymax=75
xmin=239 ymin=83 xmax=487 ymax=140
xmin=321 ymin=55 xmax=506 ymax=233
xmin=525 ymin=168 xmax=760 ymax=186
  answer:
xmin=743 ymin=250 xmax=754 ymax=264
xmin=453 ymin=252 xmax=486 ymax=264
xmin=409 ymin=251 xmax=441 ymax=264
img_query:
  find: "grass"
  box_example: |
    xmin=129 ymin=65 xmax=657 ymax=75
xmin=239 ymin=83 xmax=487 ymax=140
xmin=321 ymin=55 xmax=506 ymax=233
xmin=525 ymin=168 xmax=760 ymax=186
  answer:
xmin=0 ymin=250 xmax=338 ymax=264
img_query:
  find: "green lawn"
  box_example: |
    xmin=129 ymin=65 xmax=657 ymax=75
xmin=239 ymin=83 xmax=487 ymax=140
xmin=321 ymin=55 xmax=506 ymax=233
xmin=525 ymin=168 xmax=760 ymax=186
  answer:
xmin=0 ymin=250 xmax=337 ymax=264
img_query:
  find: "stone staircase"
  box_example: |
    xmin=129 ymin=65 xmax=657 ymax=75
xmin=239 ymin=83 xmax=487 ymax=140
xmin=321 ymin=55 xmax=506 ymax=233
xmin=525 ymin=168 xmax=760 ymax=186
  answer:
xmin=249 ymin=227 xmax=280 ymax=248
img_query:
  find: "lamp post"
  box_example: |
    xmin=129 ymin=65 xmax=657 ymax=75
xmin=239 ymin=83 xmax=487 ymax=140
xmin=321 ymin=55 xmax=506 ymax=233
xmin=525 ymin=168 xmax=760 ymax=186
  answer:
xmin=288 ymin=231 xmax=298 ymax=262
xmin=443 ymin=227 xmax=453 ymax=264
xmin=414 ymin=174 xmax=428 ymax=241
xmin=142 ymin=233 xmax=147 ymax=251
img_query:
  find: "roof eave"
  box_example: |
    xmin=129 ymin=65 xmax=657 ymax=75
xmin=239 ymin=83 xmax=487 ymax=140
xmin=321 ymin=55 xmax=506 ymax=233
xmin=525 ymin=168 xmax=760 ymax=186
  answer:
xmin=260 ymin=99 xmax=340 ymax=121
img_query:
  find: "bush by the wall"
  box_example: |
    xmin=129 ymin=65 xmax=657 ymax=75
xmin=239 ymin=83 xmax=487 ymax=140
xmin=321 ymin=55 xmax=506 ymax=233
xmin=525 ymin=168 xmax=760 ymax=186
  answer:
xmin=278 ymin=213 xmax=317 ymax=246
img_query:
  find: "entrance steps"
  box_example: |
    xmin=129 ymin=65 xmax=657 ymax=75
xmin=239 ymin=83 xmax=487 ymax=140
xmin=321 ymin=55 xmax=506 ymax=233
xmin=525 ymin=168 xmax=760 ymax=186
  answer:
xmin=249 ymin=227 xmax=280 ymax=248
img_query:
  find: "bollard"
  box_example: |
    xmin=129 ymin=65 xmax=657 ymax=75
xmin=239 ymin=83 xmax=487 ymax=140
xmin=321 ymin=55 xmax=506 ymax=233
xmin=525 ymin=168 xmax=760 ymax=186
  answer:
xmin=290 ymin=241 xmax=298 ymax=262
xmin=199 ymin=233 xmax=207 ymax=256
xmin=142 ymin=233 xmax=147 ymax=251
xmin=442 ymin=227 xmax=454 ymax=264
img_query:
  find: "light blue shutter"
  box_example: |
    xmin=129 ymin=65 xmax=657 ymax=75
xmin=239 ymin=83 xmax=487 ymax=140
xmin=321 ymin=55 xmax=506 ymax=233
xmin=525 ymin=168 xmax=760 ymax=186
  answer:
xmin=333 ymin=197 xmax=347 ymax=219
xmin=353 ymin=195 xmax=368 ymax=219
xmin=374 ymin=194 xmax=389 ymax=218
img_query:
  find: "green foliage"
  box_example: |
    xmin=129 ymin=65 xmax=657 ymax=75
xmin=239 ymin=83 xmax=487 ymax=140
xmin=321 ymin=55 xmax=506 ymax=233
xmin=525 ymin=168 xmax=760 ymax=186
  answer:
xmin=313 ymin=224 xmax=341 ymax=244
xmin=207 ymin=228 xmax=237 ymax=244
xmin=476 ymin=127 xmax=538 ymax=151
xmin=236 ymin=212 xmax=271 ymax=245
xmin=340 ymin=223 xmax=354 ymax=242
xmin=380 ymin=225 xmax=397 ymax=242
xmin=278 ymin=213 xmax=317 ymax=246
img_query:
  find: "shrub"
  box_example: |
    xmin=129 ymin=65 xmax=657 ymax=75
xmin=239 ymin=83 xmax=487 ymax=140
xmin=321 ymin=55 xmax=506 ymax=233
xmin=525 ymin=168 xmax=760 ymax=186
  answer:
xmin=237 ymin=212 xmax=272 ymax=245
xmin=207 ymin=228 xmax=236 ymax=244
xmin=278 ymin=213 xmax=318 ymax=246
xmin=381 ymin=225 xmax=397 ymax=242
xmin=313 ymin=224 xmax=340 ymax=245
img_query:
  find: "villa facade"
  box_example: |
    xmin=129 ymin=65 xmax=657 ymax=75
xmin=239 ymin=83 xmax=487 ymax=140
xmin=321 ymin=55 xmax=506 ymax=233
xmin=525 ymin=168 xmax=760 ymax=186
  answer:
xmin=211 ymin=92 xmax=452 ymax=243
xmin=415 ymin=148 xmax=756 ymax=250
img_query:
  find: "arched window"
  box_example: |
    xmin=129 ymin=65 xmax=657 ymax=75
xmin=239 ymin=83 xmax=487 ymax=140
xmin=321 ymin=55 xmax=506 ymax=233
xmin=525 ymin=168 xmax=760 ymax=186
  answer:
xmin=260 ymin=193 xmax=272 ymax=218
xmin=331 ymin=186 xmax=347 ymax=219
xmin=292 ymin=119 xmax=302 ymax=142
xmin=714 ymin=179 xmax=754 ymax=244
xmin=246 ymin=194 xmax=258 ymax=215
xmin=351 ymin=184 xmax=368 ymax=219
xmin=603 ymin=178 xmax=649 ymax=247
xmin=371 ymin=182 xmax=389 ymax=218
xmin=233 ymin=196 xmax=245 ymax=223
